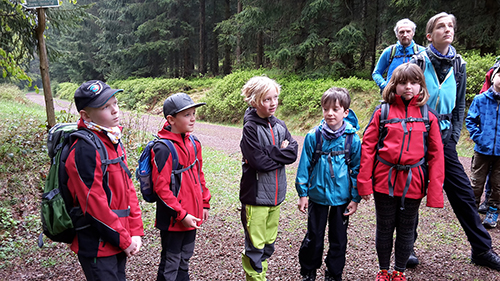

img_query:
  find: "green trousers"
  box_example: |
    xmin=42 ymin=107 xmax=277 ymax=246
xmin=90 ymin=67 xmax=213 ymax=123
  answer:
xmin=241 ymin=204 xmax=280 ymax=281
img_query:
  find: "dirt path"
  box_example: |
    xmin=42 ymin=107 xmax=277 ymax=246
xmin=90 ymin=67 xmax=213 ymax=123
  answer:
xmin=26 ymin=92 xmax=305 ymax=165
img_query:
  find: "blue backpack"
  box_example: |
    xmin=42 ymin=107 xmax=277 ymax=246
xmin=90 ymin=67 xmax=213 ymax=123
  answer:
xmin=136 ymin=136 xmax=198 ymax=203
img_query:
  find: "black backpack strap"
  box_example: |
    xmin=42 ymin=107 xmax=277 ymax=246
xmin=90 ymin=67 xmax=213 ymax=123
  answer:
xmin=308 ymin=126 xmax=323 ymax=176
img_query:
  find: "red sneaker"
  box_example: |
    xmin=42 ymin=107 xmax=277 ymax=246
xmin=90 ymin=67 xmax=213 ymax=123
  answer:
xmin=375 ymin=270 xmax=391 ymax=281
xmin=391 ymin=270 xmax=406 ymax=281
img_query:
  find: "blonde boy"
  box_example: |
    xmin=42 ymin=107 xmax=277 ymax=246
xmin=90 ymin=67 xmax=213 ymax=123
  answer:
xmin=239 ymin=76 xmax=298 ymax=281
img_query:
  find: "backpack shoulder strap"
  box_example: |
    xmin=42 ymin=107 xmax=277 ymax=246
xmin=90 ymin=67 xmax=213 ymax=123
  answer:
xmin=156 ymin=139 xmax=179 ymax=170
xmin=69 ymin=129 xmax=108 ymax=175
xmin=420 ymin=104 xmax=430 ymax=132
xmin=412 ymin=44 xmax=418 ymax=54
xmin=344 ymin=133 xmax=354 ymax=169
xmin=388 ymin=44 xmax=397 ymax=65
xmin=308 ymin=126 xmax=323 ymax=175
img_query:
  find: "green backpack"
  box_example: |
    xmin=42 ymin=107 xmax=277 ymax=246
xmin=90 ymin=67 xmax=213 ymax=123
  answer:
xmin=38 ymin=123 xmax=131 ymax=247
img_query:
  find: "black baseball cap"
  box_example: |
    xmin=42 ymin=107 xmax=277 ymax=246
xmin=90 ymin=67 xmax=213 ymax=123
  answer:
xmin=163 ymin=93 xmax=206 ymax=118
xmin=74 ymin=80 xmax=123 ymax=111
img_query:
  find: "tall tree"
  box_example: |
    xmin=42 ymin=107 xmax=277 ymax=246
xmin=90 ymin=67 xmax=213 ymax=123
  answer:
xmin=199 ymin=0 xmax=207 ymax=74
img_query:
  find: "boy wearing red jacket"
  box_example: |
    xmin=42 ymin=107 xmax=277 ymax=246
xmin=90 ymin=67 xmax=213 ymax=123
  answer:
xmin=152 ymin=93 xmax=211 ymax=281
xmin=67 ymin=80 xmax=144 ymax=280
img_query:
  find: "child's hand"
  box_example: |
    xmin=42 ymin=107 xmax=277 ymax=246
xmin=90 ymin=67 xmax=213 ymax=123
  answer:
xmin=361 ymin=194 xmax=372 ymax=201
xmin=130 ymin=236 xmax=142 ymax=255
xmin=297 ymin=197 xmax=308 ymax=213
xmin=343 ymin=201 xmax=358 ymax=216
xmin=181 ymin=214 xmax=201 ymax=229
xmin=203 ymin=209 xmax=209 ymax=222
xmin=281 ymin=139 xmax=289 ymax=148
xmin=124 ymin=238 xmax=138 ymax=257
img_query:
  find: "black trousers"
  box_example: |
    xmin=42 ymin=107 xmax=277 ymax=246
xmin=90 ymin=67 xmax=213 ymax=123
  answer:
xmin=298 ymin=200 xmax=349 ymax=280
xmin=78 ymin=252 xmax=127 ymax=281
xmin=415 ymin=140 xmax=492 ymax=254
xmin=157 ymin=230 xmax=196 ymax=281
xmin=375 ymin=192 xmax=421 ymax=272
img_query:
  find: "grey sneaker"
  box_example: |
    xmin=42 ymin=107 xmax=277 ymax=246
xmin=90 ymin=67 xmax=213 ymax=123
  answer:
xmin=478 ymin=201 xmax=489 ymax=214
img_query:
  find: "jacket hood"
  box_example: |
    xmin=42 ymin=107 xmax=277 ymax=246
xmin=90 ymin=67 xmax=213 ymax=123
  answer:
xmin=318 ymin=109 xmax=359 ymax=134
xmin=243 ymin=107 xmax=278 ymax=126
xmin=157 ymin=121 xmax=190 ymax=143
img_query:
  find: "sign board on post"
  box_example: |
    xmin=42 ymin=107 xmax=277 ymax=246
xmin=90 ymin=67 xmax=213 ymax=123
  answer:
xmin=25 ymin=0 xmax=60 ymax=9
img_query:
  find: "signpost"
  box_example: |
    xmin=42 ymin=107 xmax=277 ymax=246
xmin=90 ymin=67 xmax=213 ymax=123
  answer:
xmin=25 ymin=0 xmax=60 ymax=8
xmin=24 ymin=0 xmax=60 ymax=128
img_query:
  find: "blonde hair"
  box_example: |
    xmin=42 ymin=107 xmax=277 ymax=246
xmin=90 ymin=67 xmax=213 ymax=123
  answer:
xmin=382 ymin=63 xmax=429 ymax=107
xmin=241 ymin=76 xmax=281 ymax=106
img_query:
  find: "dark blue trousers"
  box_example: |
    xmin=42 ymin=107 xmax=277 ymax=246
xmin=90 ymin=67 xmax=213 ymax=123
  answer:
xmin=298 ymin=201 xmax=349 ymax=280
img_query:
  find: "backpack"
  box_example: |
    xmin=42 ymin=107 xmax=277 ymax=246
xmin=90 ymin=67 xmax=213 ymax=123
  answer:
xmin=136 ymin=135 xmax=198 ymax=203
xmin=479 ymin=56 xmax=500 ymax=94
xmin=388 ymin=44 xmax=419 ymax=65
xmin=308 ymin=126 xmax=355 ymax=194
xmin=375 ymin=102 xmax=431 ymax=209
xmin=38 ymin=123 xmax=131 ymax=247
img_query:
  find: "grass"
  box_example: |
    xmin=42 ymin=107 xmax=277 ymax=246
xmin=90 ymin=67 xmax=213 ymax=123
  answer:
xmin=1 ymin=86 xmax=497 ymax=280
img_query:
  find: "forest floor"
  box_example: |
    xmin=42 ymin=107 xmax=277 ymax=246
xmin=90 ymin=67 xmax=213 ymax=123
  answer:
xmin=0 ymin=93 xmax=498 ymax=280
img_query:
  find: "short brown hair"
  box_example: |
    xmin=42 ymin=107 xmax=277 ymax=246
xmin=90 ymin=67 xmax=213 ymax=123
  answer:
xmin=426 ymin=12 xmax=456 ymax=34
xmin=241 ymin=76 xmax=281 ymax=106
xmin=382 ymin=63 xmax=429 ymax=107
xmin=321 ymin=87 xmax=350 ymax=110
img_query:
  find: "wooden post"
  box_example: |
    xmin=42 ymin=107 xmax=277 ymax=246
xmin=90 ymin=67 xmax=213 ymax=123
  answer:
xmin=36 ymin=8 xmax=56 ymax=129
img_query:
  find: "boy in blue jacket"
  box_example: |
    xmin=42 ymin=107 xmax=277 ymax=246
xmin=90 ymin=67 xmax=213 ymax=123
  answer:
xmin=295 ymin=87 xmax=361 ymax=281
xmin=466 ymin=66 xmax=500 ymax=228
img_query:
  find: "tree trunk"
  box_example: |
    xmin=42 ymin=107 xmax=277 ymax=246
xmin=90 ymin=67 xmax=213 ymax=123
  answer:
xmin=223 ymin=0 xmax=231 ymax=74
xmin=256 ymin=30 xmax=263 ymax=68
xmin=236 ymin=0 xmax=242 ymax=66
xmin=211 ymin=0 xmax=219 ymax=75
xmin=199 ymin=0 xmax=207 ymax=74
xmin=36 ymin=8 xmax=56 ymax=129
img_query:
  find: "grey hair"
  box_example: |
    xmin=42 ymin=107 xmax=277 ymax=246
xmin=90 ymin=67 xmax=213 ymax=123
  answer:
xmin=394 ymin=18 xmax=417 ymax=36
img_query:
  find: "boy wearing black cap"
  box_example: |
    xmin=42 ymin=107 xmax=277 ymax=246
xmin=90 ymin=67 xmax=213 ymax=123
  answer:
xmin=466 ymin=67 xmax=500 ymax=228
xmin=67 ymin=80 xmax=144 ymax=280
xmin=152 ymin=93 xmax=211 ymax=281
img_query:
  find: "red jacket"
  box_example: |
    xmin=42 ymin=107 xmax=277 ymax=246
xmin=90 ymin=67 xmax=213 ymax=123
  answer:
xmin=152 ymin=121 xmax=211 ymax=231
xmin=358 ymin=97 xmax=444 ymax=208
xmin=66 ymin=119 xmax=144 ymax=258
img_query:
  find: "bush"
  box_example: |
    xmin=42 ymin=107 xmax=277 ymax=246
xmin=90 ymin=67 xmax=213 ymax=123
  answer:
xmin=0 ymin=84 xmax=26 ymax=103
xmin=53 ymin=82 xmax=79 ymax=100
xmin=462 ymin=51 xmax=498 ymax=103
xmin=198 ymin=70 xmax=265 ymax=123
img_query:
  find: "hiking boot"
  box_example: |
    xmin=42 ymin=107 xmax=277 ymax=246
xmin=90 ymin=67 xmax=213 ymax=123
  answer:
xmin=375 ymin=270 xmax=390 ymax=281
xmin=391 ymin=270 xmax=406 ymax=281
xmin=478 ymin=201 xmax=489 ymax=214
xmin=406 ymin=250 xmax=419 ymax=268
xmin=471 ymin=249 xmax=500 ymax=271
xmin=482 ymin=206 xmax=498 ymax=228
xmin=301 ymin=270 xmax=316 ymax=281
xmin=324 ymin=270 xmax=341 ymax=281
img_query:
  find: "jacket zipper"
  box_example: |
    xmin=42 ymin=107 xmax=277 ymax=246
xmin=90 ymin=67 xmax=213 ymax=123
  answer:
xmin=268 ymin=122 xmax=278 ymax=206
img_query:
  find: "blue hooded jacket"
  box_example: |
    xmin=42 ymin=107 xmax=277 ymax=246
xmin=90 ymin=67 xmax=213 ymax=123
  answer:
xmin=466 ymin=87 xmax=500 ymax=156
xmin=372 ymin=40 xmax=425 ymax=90
xmin=295 ymin=110 xmax=362 ymax=206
